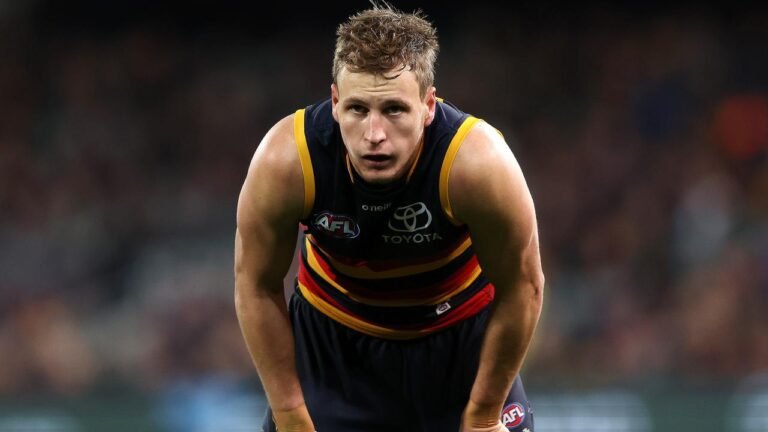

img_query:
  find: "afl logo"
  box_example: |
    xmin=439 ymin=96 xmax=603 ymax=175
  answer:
xmin=313 ymin=212 xmax=360 ymax=239
xmin=388 ymin=202 xmax=432 ymax=233
xmin=501 ymin=403 xmax=526 ymax=429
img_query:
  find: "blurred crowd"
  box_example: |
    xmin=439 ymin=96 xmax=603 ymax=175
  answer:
xmin=1 ymin=3 xmax=767 ymax=398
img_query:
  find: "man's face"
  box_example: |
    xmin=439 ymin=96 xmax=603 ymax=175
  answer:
xmin=332 ymin=67 xmax=436 ymax=185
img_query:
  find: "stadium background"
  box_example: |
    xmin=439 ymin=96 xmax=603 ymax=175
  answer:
xmin=1 ymin=1 xmax=767 ymax=430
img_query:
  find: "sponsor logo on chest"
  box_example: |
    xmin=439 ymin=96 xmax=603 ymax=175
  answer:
xmin=381 ymin=202 xmax=443 ymax=245
xmin=360 ymin=202 xmax=392 ymax=212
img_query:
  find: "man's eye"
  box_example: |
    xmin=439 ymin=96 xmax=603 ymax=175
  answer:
xmin=349 ymin=105 xmax=366 ymax=113
xmin=384 ymin=106 xmax=404 ymax=115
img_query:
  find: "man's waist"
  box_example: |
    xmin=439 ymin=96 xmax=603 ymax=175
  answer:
xmin=295 ymin=277 xmax=495 ymax=340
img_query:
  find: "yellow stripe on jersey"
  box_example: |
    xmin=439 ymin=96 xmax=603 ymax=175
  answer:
xmin=308 ymin=235 xmax=473 ymax=279
xmin=405 ymin=137 xmax=425 ymax=182
xmin=305 ymin=238 xmax=481 ymax=306
xmin=439 ymin=116 xmax=481 ymax=226
xmin=304 ymin=237 xmax=354 ymax=297
xmin=294 ymin=109 xmax=315 ymax=219
xmin=297 ymin=282 xmax=430 ymax=340
xmin=431 ymin=265 xmax=482 ymax=304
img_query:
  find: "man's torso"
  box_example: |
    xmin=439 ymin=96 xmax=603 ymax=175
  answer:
xmin=293 ymin=98 xmax=495 ymax=339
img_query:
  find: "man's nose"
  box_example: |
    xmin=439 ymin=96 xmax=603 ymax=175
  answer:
xmin=364 ymin=112 xmax=386 ymax=144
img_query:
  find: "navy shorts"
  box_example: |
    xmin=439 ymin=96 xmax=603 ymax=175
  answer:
xmin=262 ymin=290 xmax=534 ymax=431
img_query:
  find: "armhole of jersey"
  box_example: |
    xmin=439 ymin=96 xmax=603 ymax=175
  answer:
xmin=439 ymin=116 xmax=481 ymax=226
xmin=293 ymin=109 xmax=315 ymax=219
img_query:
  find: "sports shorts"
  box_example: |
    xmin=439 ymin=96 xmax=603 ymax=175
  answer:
xmin=262 ymin=289 xmax=534 ymax=431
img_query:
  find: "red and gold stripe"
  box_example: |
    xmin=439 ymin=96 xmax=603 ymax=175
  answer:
xmin=306 ymin=234 xmax=473 ymax=279
xmin=297 ymin=231 xmax=494 ymax=339
xmin=305 ymin=238 xmax=482 ymax=306
xmin=297 ymin=273 xmax=494 ymax=340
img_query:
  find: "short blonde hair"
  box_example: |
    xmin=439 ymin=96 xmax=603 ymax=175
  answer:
xmin=332 ymin=6 xmax=439 ymax=97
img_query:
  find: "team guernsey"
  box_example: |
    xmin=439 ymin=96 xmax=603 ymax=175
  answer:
xmin=293 ymin=98 xmax=494 ymax=340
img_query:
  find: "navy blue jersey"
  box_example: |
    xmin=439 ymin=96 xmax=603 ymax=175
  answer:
xmin=293 ymin=98 xmax=494 ymax=339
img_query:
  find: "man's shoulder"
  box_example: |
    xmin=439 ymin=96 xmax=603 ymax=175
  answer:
xmin=448 ymin=121 xmax=522 ymax=221
xmin=247 ymin=113 xmax=305 ymax=193
xmin=238 ymin=113 xmax=305 ymax=222
xmin=457 ymin=121 xmax=515 ymax=181
xmin=259 ymin=114 xmax=299 ymax=166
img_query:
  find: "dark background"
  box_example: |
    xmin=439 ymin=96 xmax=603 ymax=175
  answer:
xmin=1 ymin=1 xmax=767 ymax=430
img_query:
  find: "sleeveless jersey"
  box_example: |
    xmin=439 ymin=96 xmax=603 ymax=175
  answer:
xmin=293 ymin=98 xmax=494 ymax=340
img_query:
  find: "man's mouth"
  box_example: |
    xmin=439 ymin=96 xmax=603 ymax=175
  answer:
xmin=363 ymin=154 xmax=392 ymax=162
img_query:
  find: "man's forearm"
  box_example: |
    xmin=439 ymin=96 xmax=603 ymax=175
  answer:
xmin=235 ymin=285 xmax=306 ymax=411
xmin=469 ymin=279 xmax=543 ymax=409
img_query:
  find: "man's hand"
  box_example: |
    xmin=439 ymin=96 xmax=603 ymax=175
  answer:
xmin=273 ymin=403 xmax=316 ymax=432
xmin=460 ymin=400 xmax=506 ymax=432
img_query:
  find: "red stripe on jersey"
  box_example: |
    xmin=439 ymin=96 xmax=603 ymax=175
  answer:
xmin=419 ymin=284 xmax=495 ymax=331
xmin=309 ymin=245 xmax=481 ymax=303
xmin=298 ymin=260 xmax=351 ymax=314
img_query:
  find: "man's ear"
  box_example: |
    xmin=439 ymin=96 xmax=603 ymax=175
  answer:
xmin=331 ymin=83 xmax=339 ymax=122
xmin=424 ymin=86 xmax=437 ymax=126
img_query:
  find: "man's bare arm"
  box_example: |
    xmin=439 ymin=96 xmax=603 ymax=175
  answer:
xmin=234 ymin=115 xmax=315 ymax=430
xmin=449 ymin=122 xmax=545 ymax=430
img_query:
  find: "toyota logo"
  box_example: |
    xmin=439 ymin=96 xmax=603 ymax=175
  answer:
xmin=387 ymin=202 xmax=432 ymax=233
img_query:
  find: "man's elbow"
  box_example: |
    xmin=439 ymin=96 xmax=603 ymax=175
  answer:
xmin=528 ymin=270 xmax=545 ymax=312
xmin=233 ymin=264 xmax=264 ymax=312
xmin=234 ymin=274 xmax=250 ymax=314
xmin=234 ymin=266 xmax=284 ymax=304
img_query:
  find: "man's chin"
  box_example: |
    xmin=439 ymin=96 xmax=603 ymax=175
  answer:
xmin=359 ymin=170 xmax=402 ymax=186
xmin=363 ymin=176 xmax=395 ymax=185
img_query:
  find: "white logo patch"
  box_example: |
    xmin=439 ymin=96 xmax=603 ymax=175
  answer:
xmin=361 ymin=203 xmax=391 ymax=212
xmin=436 ymin=302 xmax=451 ymax=315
